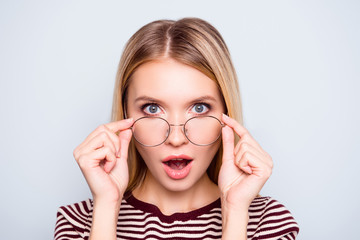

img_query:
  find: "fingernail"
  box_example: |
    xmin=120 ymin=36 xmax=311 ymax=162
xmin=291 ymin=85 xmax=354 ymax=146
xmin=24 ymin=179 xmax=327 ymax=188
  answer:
xmin=126 ymin=118 xmax=133 ymax=123
xmin=222 ymin=113 xmax=229 ymax=119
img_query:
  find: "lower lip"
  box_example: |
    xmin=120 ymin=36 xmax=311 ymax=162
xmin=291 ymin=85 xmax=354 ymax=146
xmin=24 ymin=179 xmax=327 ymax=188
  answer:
xmin=162 ymin=161 xmax=193 ymax=180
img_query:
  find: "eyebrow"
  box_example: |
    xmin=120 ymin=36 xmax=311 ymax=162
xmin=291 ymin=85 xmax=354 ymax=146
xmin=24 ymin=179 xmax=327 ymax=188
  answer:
xmin=134 ymin=96 xmax=164 ymax=104
xmin=188 ymin=95 xmax=218 ymax=104
xmin=134 ymin=95 xmax=218 ymax=104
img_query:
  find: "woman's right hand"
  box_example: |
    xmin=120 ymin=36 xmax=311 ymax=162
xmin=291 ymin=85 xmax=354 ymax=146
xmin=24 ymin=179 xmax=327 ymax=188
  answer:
xmin=73 ymin=118 xmax=134 ymax=204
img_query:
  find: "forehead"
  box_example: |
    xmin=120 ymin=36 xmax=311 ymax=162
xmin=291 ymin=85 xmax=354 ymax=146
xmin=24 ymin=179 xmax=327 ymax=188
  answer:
xmin=128 ymin=59 xmax=222 ymax=101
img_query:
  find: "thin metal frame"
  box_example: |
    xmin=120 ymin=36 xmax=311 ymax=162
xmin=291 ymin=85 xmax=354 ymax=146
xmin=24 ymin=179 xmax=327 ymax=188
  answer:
xmin=131 ymin=115 xmax=224 ymax=147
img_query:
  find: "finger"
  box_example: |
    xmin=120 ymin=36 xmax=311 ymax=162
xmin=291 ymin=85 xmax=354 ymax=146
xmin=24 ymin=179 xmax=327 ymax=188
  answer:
xmin=100 ymin=129 xmax=132 ymax=173
xmin=235 ymin=138 xmax=273 ymax=168
xmin=106 ymin=127 xmax=121 ymax=154
xmin=77 ymin=131 xmax=117 ymax=158
xmin=96 ymin=125 xmax=121 ymax=154
xmin=234 ymin=142 xmax=267 ymax=167
xmin=237 ymin=152 xmax=272 ymax=178
xmin=234 ymin=134 xmax=263 ymax=154
xmin=105 ymin=118 xmax=134 ymax=133
xmin=222 ymin=114 xmax=249 ymax=138
xmin=78 ymin=146 xmax=116 ymax=171
xmin=222 ymin=114 xmax=263 ymax=152
xmin=103 ymin=128 xmax=132 ymax=172
xmin=76 ymin=119 xmax=133 ymax=156
xmin=221 ymin=125 xmax=235 ymax=163
xmin=117 ymin=129 xmax=132 ymax=160
xmin=87 ymin=118 xmax=133 ymax=145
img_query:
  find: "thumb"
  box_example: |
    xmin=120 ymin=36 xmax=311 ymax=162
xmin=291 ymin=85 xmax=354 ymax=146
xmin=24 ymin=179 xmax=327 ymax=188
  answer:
xmin=103 ymin=129 xmax=132 ymax=173
xmin=117 ymin=129 xmax=132 ymax=161
xmin=222 ymin=125 xmax=235 ymax=163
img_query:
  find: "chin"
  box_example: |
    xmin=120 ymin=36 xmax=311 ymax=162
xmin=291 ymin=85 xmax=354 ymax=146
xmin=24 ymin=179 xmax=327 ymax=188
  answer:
xmin=158 ymin=170 xmax=207 ymax=193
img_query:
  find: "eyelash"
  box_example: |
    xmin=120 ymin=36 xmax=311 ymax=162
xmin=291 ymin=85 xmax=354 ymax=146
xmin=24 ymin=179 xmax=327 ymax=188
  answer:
xmin=191 ymin=102 xmax=211 ymax=115
xmin=141 ymin=103 xmax=162 ymax=116
xmin=140 ymin=102 xmax=212 ymax=116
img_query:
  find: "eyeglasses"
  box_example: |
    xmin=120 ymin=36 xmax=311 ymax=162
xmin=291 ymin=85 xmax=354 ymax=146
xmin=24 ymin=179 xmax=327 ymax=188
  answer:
xmin=131 ymin=116 xmax=224 ymax=147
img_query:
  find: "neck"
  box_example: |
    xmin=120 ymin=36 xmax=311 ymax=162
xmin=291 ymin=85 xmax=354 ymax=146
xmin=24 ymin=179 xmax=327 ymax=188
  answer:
xmin=133 ymin=171 xmax=220 ymax=216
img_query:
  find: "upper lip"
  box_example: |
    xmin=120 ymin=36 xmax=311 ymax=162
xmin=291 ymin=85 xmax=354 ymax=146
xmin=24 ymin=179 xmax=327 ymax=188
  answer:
xmin=162 ymin=154 xmax=193 ymax=162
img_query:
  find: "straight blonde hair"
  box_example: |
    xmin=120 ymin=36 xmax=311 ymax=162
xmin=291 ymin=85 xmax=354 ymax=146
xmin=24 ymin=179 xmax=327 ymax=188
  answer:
xmin=111 ymin=18 xmax=243 ymax=192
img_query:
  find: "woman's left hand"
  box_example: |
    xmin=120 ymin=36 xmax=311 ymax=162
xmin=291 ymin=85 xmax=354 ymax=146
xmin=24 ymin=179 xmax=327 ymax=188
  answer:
xmin=218 ymin=114 xmax=273 ymax=210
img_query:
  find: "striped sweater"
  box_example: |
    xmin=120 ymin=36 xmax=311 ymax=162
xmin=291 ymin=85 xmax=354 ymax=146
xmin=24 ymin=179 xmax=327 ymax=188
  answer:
xmin=54 ymin=193 xmax=299 ymax=240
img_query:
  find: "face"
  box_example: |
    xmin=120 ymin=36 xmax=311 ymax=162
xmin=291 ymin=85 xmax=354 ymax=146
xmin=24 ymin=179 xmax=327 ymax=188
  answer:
xmin=126 ymin=58 xmax=226 ymax=192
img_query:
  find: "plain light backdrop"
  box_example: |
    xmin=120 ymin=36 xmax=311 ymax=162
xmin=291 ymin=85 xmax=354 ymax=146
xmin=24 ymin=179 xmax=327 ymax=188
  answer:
xmin=0 ymin=0 xmax=359 ymax=239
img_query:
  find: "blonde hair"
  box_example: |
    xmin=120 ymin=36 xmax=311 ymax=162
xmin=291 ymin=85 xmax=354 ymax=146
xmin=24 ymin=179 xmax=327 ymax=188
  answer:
xmin=111 ymin=18 xmax=243 ymax=192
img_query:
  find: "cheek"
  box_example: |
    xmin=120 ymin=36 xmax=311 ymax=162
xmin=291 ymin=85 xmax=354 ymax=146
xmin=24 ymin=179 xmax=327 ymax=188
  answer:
xmin=134 ymin=139 xmax=221 ymax=166
xmin=197 ymin=141 xmax=221 ymax=164
xmin=134 ymin=143 xmax=158 ymax=165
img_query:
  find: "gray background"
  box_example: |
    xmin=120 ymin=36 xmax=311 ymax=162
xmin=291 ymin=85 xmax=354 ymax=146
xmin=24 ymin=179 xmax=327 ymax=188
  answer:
xmin=0 ymin=0 xmax=359 ymax=239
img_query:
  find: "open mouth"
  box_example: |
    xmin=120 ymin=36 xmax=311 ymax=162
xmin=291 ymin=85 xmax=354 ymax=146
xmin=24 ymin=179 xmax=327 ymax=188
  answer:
xmin=162 ymin=154 xmax=194 ymax=179
xmin=164 ymin=159 xmax=193 ymax=170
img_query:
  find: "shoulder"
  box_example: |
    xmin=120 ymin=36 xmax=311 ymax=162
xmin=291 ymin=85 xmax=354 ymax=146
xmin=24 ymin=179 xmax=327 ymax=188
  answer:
xmin=56 ymin=198 xmax=93 ymax=223
xmin=248 ymin=196 xmax=299 ymax=240
xmin=55 ymin=199 xmax=93 ymax=240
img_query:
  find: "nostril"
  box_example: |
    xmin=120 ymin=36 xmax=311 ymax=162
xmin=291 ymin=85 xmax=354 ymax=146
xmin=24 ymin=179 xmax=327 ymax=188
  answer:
xmin=165 ymin=125 xmax=189 ymax=145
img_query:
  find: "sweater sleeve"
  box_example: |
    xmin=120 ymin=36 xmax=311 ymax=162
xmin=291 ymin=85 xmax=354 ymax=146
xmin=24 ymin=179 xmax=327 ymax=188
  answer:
xmin=54 ymin=199 xmax=93 ymax=240
xmin=247 ymin=197 xmax=299 ymax=240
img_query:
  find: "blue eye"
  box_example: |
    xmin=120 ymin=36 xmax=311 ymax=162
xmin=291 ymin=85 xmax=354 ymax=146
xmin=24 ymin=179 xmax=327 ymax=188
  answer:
xmin=191 ymin=103 xmax=210 ymax=114
xmin=143 ymin=104 xmax=161 ymax=115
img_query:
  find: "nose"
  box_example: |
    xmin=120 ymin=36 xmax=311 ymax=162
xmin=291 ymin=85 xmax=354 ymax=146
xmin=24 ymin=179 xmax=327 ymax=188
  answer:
xmin=165 ymin=123 xmax=189 ymax=147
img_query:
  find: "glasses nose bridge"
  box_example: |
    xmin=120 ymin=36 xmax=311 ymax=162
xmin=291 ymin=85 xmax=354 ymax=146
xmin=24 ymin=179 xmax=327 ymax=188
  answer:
xmin=167 ymin=123 xmax=188 ymax=140
xmin=169 ymin=123 xmax=185 ymax=127
xmin=168 ymin=123 xmax=186 ymax=135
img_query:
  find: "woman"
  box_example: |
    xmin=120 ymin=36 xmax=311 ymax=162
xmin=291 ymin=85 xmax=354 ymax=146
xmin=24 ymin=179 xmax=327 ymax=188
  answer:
xmin=55 ymin=18 xmax=299 ymax=240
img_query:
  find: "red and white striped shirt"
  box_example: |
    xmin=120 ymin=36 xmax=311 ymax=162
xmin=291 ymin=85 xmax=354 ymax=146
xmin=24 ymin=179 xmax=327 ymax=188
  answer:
xmin=54 ymin=193 xmax=299 ymax=240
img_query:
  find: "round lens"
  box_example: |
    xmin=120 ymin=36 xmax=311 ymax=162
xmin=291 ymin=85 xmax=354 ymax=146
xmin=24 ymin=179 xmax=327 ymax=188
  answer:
xmin=132 ymin=117 xmax=169 ymax=147
xmin=184 ymin=116 xmax=223 ymax=146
